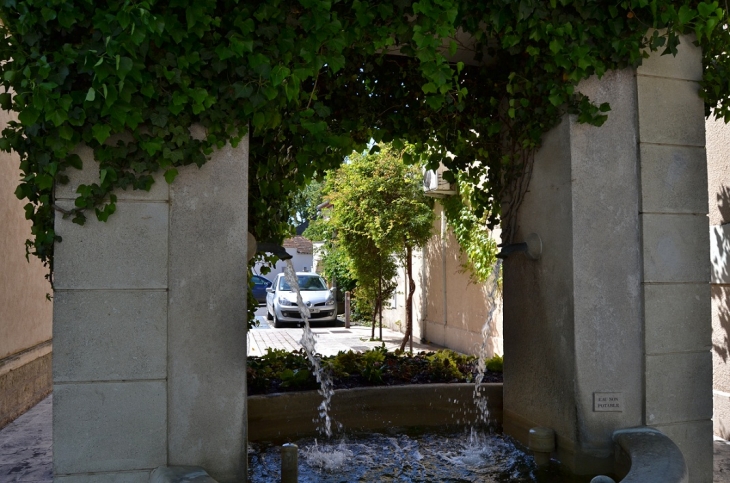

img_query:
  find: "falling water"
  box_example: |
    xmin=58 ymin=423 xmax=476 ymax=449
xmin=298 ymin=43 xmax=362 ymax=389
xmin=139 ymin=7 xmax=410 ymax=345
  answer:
xmin=250 ymin=259 xmax=559 ymax=482
xmin=282 ymin=260 xmax=335 ymax=438
xmin=473 ymin=259 xmax=504 ymax=426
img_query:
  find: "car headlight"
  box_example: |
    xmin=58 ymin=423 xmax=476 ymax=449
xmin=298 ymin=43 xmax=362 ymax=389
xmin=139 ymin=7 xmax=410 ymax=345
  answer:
xmin=325 ymin=294 xmax=335 ymax=306
xmin=278 ymin=297 xmax=297 ymax=306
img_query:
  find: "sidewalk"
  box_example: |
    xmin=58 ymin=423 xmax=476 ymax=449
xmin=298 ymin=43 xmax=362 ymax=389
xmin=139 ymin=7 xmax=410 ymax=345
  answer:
xmin=0 ymin=396 xmax=52 ymax=482
xmin=248 ymin=315 xmax=438 ymax=357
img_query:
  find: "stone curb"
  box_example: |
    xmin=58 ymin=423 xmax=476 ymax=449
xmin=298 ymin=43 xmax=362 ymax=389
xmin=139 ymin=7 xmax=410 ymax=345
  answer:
xmin=149 ymin=466 xmax=218 ymax=483
xmin=248 ymin=382 xmax=503 ymax=442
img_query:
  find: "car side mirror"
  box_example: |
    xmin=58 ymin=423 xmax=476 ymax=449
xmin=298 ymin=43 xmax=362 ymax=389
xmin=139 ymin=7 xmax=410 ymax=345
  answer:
xmin=266 ymin=287 xmax=274 ymax=293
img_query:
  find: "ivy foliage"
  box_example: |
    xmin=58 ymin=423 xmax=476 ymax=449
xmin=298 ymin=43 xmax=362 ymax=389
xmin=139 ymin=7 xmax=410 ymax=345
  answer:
xmin=441 ymin=179 xmax=499 ymax=284
xmin=0 ymin=0 xmax=727 ymax=273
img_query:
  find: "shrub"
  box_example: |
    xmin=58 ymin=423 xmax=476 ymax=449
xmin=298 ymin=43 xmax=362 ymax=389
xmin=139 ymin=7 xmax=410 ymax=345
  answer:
xmin=248 ymin=348 xmax=503 ymax=395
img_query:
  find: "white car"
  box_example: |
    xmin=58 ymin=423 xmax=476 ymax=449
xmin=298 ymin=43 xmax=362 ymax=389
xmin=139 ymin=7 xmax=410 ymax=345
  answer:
xmin=265 ymin=272 xmax=337 ymax=328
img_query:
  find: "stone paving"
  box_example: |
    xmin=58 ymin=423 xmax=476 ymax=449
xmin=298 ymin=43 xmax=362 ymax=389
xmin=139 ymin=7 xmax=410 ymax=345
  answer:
xmin=248 ymin=315 xmax=438 ymax=357
xmin=0 ymin=396 xmax=52 ymax=483
xmin=716 ymin=437 xmax=730 ymax=483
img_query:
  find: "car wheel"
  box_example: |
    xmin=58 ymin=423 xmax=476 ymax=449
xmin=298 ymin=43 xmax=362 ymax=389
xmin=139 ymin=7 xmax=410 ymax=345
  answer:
xmin=273 ymin=313 xmax=282 ymax=328
xmin=266 ymin=310 xmax=273 ymax=321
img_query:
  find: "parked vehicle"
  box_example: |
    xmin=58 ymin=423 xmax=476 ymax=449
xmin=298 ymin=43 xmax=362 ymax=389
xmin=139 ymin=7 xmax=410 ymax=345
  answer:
xmin=265 ymin=272 xmax=337 ymax=328
xmin=251 ymin=275 xmax=272 ymax=305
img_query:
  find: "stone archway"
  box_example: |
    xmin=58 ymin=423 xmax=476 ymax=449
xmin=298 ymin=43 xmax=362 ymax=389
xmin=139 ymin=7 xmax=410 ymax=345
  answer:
xmin=50 ymin=34 xmax=715 ymax=483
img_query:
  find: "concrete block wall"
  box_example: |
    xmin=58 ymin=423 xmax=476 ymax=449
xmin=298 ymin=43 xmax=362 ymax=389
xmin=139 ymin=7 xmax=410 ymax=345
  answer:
xmin=636 ymin=38 xmax=712 ymax=483
xmin=504 ymin=35 xmax=712 ymax=481
xmin=52 ymin=136 xmax=249 ymax=482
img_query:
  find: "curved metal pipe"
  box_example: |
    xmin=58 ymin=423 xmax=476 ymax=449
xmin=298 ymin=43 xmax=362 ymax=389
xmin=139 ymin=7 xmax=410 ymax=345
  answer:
xmin=257 ymin=242 xmax=293 ymax=261
xmin=496 ymin=233 xmax=542 ymax=260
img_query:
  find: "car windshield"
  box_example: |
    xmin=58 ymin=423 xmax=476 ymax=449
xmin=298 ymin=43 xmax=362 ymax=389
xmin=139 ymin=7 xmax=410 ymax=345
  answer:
xmin=278 ymin=275 xmax=327 ymax=291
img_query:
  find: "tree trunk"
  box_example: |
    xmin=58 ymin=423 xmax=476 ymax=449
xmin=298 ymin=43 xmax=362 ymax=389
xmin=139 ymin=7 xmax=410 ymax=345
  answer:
xmin=400 ymin=245 xmax=415 ymax=353
xmin=378 ymin=266 xmax=383 ymax=341
xmin=371 ymin=298 xmax=377 ymax=339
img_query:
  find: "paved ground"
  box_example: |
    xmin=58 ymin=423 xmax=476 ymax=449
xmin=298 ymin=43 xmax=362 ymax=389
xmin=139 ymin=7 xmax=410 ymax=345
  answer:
xmin=248 ymin=307 xmax=437 ymax=357
xmin=3 ymin=311 xmax=730 ymax=482
xmin=0 ymin=396 xmax=52 ymax=483
xmin=716 ymin=437 xmax=730 ymax=482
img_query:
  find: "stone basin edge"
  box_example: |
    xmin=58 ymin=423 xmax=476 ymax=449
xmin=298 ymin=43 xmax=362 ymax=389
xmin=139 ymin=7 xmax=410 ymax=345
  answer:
xmin=247 ymin=382 xmax=504 ymax=443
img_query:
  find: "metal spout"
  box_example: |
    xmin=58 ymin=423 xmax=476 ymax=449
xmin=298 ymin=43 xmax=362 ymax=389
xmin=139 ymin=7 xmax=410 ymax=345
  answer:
xmin=257 ymin=242 xmax=293 ymax=261
xmin=496 ymin=233 xmax=542 ymax=260
xmin=496 ymin=242 xmax=528 ymax=259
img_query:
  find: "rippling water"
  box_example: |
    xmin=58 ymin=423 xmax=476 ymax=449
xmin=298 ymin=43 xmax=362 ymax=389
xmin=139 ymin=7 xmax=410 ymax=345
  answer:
xmin=248 ymin=429 xmax=570 ymax=483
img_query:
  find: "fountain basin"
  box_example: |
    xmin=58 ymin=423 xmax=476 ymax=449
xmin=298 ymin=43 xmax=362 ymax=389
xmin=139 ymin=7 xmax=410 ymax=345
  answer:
xmin=248 ymin=382 xmax=504 ymax=443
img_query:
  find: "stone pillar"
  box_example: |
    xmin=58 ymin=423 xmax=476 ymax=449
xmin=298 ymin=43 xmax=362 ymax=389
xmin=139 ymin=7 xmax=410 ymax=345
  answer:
xmin=636 ymin=37 xmax=712 ymax=483
xmin=503 ymin=36 xmax=711 ymax=481
xmin=53 ymin=135 xmax=249 ymax=482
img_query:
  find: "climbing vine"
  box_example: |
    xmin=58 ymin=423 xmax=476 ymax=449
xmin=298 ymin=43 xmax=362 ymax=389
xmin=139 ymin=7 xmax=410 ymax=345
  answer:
xmin=0 ymin=0 xmax=727 ymax=278
xmin=441 ymin=179 xmax=499 ymax=284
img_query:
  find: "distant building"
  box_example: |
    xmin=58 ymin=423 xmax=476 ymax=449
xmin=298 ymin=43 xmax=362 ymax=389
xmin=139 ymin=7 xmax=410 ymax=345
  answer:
xmin=253 ymin=235 xmax=314 ymax=280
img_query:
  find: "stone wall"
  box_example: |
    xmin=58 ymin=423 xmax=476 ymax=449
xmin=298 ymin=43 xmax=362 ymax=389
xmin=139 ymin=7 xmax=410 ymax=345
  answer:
xmin=503 ymin=36 xmax=712 ymax=482
xmin=0 ymin=108 xmax=53 ymax=429
xmin=52 ymin=136 xmax=249 ymax=482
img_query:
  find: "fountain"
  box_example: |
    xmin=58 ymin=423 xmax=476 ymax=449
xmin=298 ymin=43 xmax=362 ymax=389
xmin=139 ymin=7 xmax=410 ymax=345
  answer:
xmin=245 ymin=233 xmax=691 ymax=483
xmin=247 ymin=257 xmax=545 ymax=481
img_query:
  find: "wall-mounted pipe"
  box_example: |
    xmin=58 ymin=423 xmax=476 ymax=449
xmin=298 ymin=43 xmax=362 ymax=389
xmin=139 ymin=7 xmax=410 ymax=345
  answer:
xmin=496 ymin=233 xmax=542 ymax=260
xmin=257 ymin=242 xmax=293 ymax=261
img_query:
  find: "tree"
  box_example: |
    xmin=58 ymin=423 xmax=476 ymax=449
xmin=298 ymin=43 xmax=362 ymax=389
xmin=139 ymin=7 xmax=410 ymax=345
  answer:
xmin=322 ymin=144 xmax=434 ymax=347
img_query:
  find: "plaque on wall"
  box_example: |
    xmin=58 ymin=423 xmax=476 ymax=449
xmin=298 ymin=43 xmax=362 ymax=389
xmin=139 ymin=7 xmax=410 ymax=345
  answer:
xmin=593 ymin=392 xmax=623 ymax=412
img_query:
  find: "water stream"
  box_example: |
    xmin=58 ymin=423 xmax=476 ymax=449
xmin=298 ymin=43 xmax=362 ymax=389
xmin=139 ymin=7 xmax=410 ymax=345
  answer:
xmin=282 ymin=260 xmax=336 ymax=438
xmin=473 ymin=259 xmax=503 ymax=426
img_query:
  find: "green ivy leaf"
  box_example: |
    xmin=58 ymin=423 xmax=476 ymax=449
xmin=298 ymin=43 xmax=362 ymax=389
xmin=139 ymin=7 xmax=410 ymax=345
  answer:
xmin=270 ymin=65 xmax=290 ymax=86
xmin=92 ymin=124 xmax=111 ymax=144
xmin=698 ymin=1 xmax=717 ymax=17
xmin=677 ymin=5 xmax=695 ymax=25
xmin=66 ymin=154 xmax=82 ymax=170
xmin=0 ymin=92 xmax=11 ymax=110
xmin=164 ymin=168 xmax=179 ymax=184
xmin=58 ymin=125 xmax=74 ymax=140
xmin=422 ymin=82 xmax=437 ymax=94
xmin=18 ymin=107 xmax=40 ymax=125
xmin=47 ymin=109 xmax=67 ymax=127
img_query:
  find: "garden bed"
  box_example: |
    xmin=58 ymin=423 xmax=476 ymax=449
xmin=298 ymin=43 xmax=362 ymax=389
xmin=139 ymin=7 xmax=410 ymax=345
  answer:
xmin=247 ymin=347 xmax=503 ymax=396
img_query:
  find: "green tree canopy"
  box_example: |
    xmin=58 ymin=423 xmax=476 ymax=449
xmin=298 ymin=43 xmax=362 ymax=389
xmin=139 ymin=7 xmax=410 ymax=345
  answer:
xmin=314 ymin=144 xmax=434 ymax=341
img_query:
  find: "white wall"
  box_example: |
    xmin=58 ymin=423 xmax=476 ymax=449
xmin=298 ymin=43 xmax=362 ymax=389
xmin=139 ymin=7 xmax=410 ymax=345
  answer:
xmin=254 ymin=248 xmax=314 ymax=281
